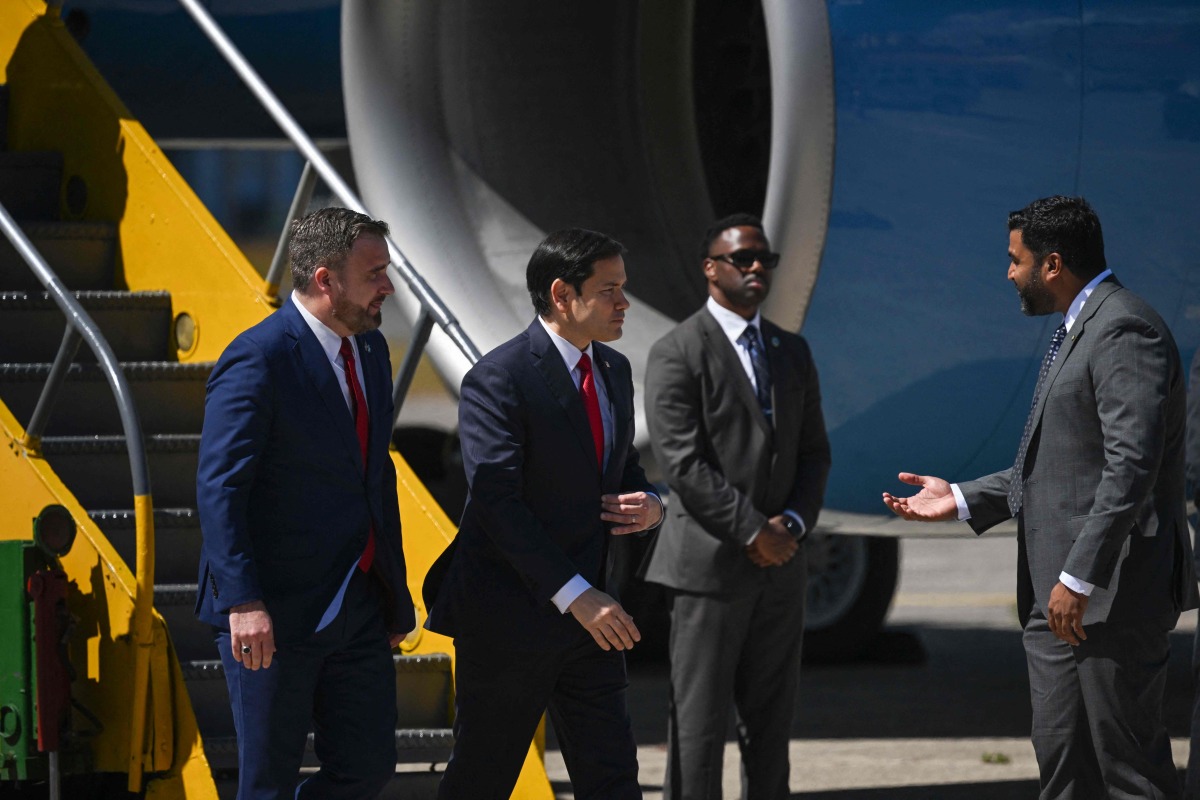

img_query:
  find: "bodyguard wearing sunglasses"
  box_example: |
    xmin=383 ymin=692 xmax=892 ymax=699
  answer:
xmin=643 ymin=213 xmax=831 ymax=798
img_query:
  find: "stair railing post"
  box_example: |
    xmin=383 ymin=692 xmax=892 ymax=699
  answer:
xmin=22 ymin=325 xmax=82 ymax=452
xmin=264 ymin=159 xmax=318 ymax=302
xmin=392 ymin=309 xmax=435 ymax=426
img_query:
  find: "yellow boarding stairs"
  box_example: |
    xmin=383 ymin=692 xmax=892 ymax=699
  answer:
xmin=0 ymin=2 xmax=552 ymax=797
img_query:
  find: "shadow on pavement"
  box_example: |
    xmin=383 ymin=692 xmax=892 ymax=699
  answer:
xmin=618 ymin=625 xmax=1196 ymax=746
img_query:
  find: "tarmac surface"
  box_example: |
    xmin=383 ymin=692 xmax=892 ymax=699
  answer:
xmin=543 ymin=535 xmax=1199 ymax=799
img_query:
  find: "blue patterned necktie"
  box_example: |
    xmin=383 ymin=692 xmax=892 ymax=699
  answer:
xmin=738 ymin=324 xmax=773 ymax=423
xmin=1008 ymin=323 xmax=1068 ymax=515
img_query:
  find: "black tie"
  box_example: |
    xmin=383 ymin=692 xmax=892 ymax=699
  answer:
xmin=1008 ymin=323 xmax=1067 ymax=515
xmin=738 ymin=324 xmax=773 ymax=423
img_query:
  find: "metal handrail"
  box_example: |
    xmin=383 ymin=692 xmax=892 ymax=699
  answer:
xmin=0 ymin=202 xmax=157 ymax=792
xmin=176 ymin=0 xmax=482 ymax=422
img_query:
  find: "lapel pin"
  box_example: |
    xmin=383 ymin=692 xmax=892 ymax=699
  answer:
xmin=771 ymin=336 xmax=780 ymax=347
xmin=604 ymin=360 xmax=610 ymax=368
xmin=364 ymin=341 xmax=372 ymax=353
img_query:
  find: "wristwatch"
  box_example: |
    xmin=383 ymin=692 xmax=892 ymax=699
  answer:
xmin=781 ymin=515 xmax=806 ymax=542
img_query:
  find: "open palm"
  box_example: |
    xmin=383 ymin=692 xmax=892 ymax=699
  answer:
xmin=881 ymin=472 xmax=958 ymax=521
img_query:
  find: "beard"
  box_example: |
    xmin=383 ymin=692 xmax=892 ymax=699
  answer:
xmin=332 ymin=292 xmax=383 ymax=334
xmin=1017 ymin=267 xmax=1055 ymax=316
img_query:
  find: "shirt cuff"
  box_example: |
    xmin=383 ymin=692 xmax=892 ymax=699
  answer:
xmin=950 ymin=483 xmax=971 ymax=521
xmin=551 ymin=574 xmax=591 ymax=613
xmin=647 ymin=492 xmax=664 ymax=528
xmin=783 ymin=510 xmax=806 ymax=537
xmin=1058 ymin=572 xmax=1094 ymax=596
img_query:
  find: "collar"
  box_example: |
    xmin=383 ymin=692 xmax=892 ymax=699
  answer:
xmin=537 ymin=315 xmax=594 ymax=373
xmin=1063 ymin=269 xmax=1112 ymax=332
xmin=291 ymin=291 xmax=353 ymax=364
xmin=706 ymin=295 xmax=762 ymax=341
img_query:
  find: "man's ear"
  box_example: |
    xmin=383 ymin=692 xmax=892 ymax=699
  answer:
xmin=1042 ymin=252 xmax=1064 ymax=282
xmin=549 ymin=277 xmax=573 ymax=311
xmin=702 ymin=258 xmax=716 ymax=282
xmin=313 ymin=265 xmax=333 ymax=295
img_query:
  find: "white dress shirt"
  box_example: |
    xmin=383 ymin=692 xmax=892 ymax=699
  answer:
xmin=951 ymin=269 xmax=1113 ymax=596
xmin=292 ymin=293 xmax=369 ymax=630
xmin=704 ymin=297 xmax=806 ymax=539
xmin=536 ymin=317 xmax=660 ymax=613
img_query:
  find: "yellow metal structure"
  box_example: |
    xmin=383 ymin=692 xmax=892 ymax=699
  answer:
xmin=0 ymin=0 xmax=552 ymax=797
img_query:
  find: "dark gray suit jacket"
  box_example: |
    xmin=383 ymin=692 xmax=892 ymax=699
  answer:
xmin=643 ymin=307 xmax=831 ymax=594
xmin=961 ymin=277 xmax=1198 ymax=629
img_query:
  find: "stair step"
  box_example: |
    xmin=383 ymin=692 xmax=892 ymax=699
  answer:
xmin=0 ymin=151 xmax=62 ymax=220
xmin=181 ymin=653 xmax=454 ymax=766
xmin=0 ymin=361 xmax=210 ymax=435
xmin=0 ymin=221 xmax=117 ymax=291
xmin=0 ymin=290 xmax=173 ymax=362
xmin=39 ymin=433 xmax=199 ymax=508
xmin=88 ymin=510 xmax=202 ymax=587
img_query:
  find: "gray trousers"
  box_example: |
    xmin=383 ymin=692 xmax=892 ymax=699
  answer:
xmin=1024 ymin=611 xmax=1179 ymax=799
xmin=663 ymin=559 xmax=806 ymax=800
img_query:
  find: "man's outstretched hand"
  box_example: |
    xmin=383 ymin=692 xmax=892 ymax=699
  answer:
xmin=881 ymin=472 xmax=958 ymax=522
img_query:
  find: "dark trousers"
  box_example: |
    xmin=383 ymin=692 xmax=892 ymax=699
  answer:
xmin=215 ymin=569 xmax=397 ymax=800
xmin=1186 ymin=627 xmax=1200 ymax=799
xmin=1024 ymin=610 xmax=1179 ymax=800
xmin=663 ymin=560 xmax=807 ymax=800
xmin=437 ymin=632 xmax=640 ymax=800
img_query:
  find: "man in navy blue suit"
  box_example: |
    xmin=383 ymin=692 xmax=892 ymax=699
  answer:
xmin=196 ymin=207 xmax=414 ymax=799
xmin=424 ymin=228 xmax=663 ymax=798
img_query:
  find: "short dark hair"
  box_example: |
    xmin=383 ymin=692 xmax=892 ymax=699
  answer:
xmin=700 ymin=213 xmax=766 ymax=260
xmin=289 ymin=207 xmax=390 ymax=291
xmin=526 ymin=228 xmax=626 ymax=317
xmin=1008 ymin=196 xmax=1106 ymax=280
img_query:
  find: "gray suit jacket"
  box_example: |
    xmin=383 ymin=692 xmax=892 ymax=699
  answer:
xmin=961 ymin=277 xmax=1199 ymax=629
xmin=643 ymin=306 xmax=831 ymax=594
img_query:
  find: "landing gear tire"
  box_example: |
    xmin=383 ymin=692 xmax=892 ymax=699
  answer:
xmin=802 ymin=535 xmax=899 ymax=664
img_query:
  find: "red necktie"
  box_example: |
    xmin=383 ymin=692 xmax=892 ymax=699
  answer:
xmin=340 ymin=337 xmax=375 ymax=572
xmin=578 ymin=353 xmax=604 ymax=471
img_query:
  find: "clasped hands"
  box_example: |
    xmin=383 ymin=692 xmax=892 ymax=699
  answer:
xmin=745 ymin=515 xmax=799 ymax=567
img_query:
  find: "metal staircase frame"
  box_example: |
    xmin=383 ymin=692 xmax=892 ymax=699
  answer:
xmin=0 ymin=200 xmax=158 ymax=791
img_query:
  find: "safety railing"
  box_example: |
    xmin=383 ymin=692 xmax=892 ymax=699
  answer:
xmin=177 ymin=0 xmax=482 ymax=425
xmin=0 ymin=201 xmax=157 ymax=793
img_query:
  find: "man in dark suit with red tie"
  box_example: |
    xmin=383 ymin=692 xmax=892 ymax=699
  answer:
xmin=424 ymin=228 xmax=663 ymax=798
xmin=196 ymin=208 xmax=414 ymax=799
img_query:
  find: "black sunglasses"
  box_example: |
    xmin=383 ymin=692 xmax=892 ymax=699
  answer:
xmin=709 ymin=250 xmax=781 ymax=270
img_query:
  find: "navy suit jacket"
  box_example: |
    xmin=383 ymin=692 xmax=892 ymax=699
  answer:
xmin=423 ymin=319 xmax=657 ymax=649
xmin=195 ymin=299 xmax=414 ymax=645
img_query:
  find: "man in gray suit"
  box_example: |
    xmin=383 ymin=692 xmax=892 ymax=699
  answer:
xmin=884 ymin=196 xmax=1198 ymax=798
xmin=644 ymin=213 xmax=831 ymax=799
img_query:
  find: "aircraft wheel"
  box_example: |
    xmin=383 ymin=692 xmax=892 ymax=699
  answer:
xmin=802 ymin=535 xmax=899 ymax=663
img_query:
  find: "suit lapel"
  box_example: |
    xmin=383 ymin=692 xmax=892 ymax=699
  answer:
xmin=762 ymin=320 xmax=793 ymax=456
xmin=699 ymin=310 xmax=772 ymax=437
xmin=594 ymin=343 xmax=628 ymax=482
xmin=1029 ymin=277 xmax=1122 ymax=428
xmin=284 ymin=302 xmax=363 ymax=472
xmin=355 ymin=332 xmax=390 ymax=465
xmin=529 ymin=320 xmax=602 ymax=471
